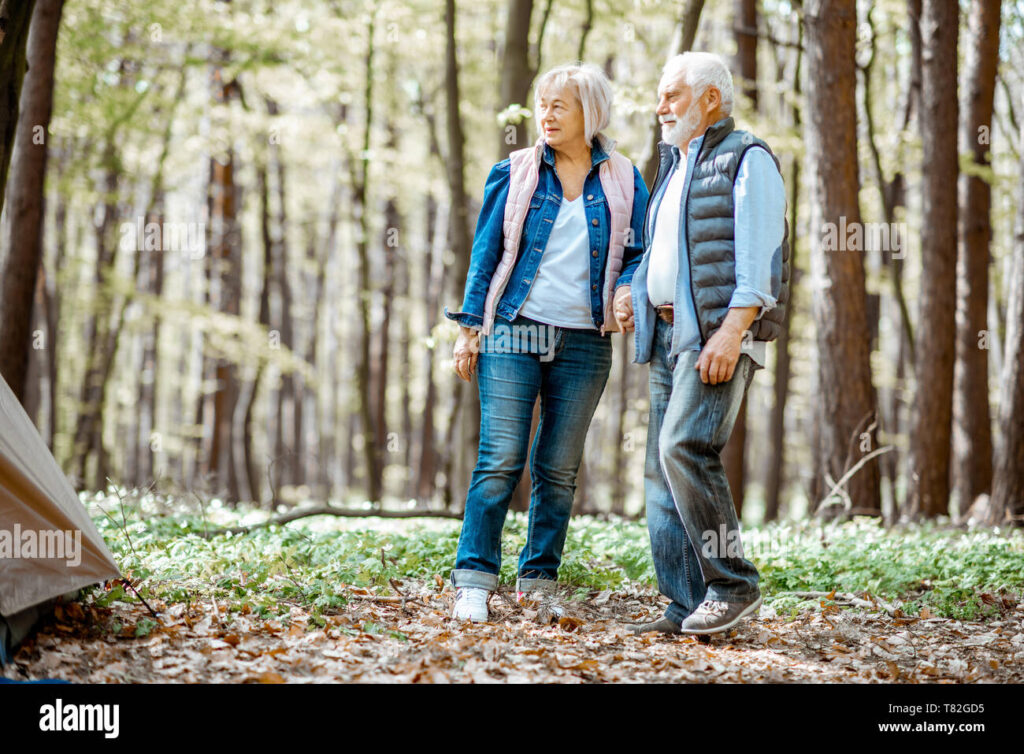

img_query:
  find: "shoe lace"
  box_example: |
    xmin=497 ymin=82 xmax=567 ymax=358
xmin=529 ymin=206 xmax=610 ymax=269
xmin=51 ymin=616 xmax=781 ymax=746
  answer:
xmin=458 ymin=587 xmax=488 ymax=609
xmin=696 ymin=600 xmax=730 ymax=618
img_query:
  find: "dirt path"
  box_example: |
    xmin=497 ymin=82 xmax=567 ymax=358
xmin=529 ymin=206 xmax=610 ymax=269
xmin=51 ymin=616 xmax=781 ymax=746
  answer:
xmin=5 ymin=582 xmax=1023 ymax=683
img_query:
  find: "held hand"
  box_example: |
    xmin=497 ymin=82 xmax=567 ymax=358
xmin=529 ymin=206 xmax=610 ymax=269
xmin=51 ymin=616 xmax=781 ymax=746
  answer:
xmin=453 ymin=326 xmax=480 ymax=381
xmin=613 ymin=285 xmax=634 ymax=332
xmin=695 ymin=326 xmax=744 ymax=385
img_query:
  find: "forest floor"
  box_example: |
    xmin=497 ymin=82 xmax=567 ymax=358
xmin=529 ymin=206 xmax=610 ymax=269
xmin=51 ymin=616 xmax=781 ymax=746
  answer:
xmin=5 ymin=493 xmax=1024 ymax=683
xmin=6 ymin=580 xmax=1024 ymax=683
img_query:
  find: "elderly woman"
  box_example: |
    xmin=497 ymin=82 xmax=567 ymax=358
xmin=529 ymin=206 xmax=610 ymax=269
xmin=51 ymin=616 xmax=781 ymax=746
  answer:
xmin=443 ymin=63 xmax=649 ymax=623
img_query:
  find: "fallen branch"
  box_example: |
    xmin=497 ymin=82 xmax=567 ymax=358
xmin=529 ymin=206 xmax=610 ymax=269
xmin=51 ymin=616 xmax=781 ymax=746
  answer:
xmin=813 ymin=445 xmax=895 ymax=518
xmin=784 ymin=590 xmax=901 ymax=617
xmin=198 ymin=504 xmax=462 ymax=538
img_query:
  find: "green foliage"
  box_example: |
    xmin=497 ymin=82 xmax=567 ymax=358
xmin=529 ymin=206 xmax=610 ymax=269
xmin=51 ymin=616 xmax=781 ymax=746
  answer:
xmin=753 ymin=518 xmax=1024 ymax=620
xmin=86 ymin=493 xmax=1024 ymax=623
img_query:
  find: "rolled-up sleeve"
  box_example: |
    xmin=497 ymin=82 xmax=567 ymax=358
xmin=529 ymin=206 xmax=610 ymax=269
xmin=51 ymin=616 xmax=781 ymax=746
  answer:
xmin=614 ymin=165 xmax=651 ymax=290
xmin=444 ymin=160 xmax=511 ymax=329
xmin=730 ymin=146 xmax=786 ymax=320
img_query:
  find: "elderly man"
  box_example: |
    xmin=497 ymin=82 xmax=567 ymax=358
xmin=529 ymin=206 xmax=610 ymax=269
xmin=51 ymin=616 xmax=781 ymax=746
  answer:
xmin=613 ymin=52 xmax=789 ymax=635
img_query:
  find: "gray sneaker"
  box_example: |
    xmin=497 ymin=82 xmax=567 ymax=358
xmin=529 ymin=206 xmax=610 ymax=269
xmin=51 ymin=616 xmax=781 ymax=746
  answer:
xmin=679 ymin=596 xmax=762 ymax=635
xmin=627 ymin=615 xmax=682 ymax=635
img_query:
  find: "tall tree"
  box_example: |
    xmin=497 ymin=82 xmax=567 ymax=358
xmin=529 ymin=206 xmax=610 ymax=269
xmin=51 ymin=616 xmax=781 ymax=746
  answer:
xmin=498 ymin=0 xmax=534 ymax=159
xmin=991 ymin=137 xmax=1024 ymax=526
xmin=266 ymin=98 xmax=298 ymax=490
xmin=764 ymin=3 xmax=802 ymax=522
xmin=641 ymin=0 xmax=705 ymax=187
xmin=953 ymin=0 xmax=1000 ymax=514
xmin=906 ymin=0 xmax=959 ymax=519
xmin=0 ymin=0 xmax=36 ymax=215
xmin=353 ymin=9 xmax=383 ymax=502
xmin=0 ymin=0 xmax=64 ymax=401
xmin=723 ymin=0 xmax=760 ymax=517
xmin=733 ymin=0 xmax=758 ymax=111
xmin=206 ymin=62 xmax=244 ymax=502
xmin=804 ymin=0 xmax=881 ymax=518
xmin=71 ymin=143 xmax=120 ymax=489
xmin=440 ymin=0 xmax=475 ymax=509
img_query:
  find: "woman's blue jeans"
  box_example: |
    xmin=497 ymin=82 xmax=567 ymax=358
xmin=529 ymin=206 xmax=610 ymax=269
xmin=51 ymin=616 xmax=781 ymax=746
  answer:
xmin=451 ymin=314 xmax=612 ymax=593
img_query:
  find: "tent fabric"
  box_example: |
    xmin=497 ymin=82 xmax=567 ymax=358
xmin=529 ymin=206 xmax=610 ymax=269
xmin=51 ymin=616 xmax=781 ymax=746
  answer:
xmin=0 ymin=374 xmax=120 ymax=622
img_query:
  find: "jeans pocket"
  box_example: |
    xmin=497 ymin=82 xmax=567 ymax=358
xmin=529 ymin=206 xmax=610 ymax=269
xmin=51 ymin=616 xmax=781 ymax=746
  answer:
xmin=744 ymin=355 xmax=756 ymax=389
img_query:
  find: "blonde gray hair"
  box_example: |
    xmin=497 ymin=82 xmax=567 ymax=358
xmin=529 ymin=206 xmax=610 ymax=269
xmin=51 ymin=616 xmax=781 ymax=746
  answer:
xmin=661 ymin=52 xmax=734 ymax=117
xmin=534 ymin=63 xmax=613 ymax=146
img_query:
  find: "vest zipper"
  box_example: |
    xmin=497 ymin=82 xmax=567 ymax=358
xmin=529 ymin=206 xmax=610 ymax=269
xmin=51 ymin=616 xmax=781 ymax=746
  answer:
xmin=642 ymin=147 xmax=668 ymax=250
xmin=682 ymin=137 xmax=707 ymax=346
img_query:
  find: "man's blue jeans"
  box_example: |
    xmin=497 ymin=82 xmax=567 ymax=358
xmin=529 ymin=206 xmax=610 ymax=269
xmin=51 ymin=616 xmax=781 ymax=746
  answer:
xmin=452 ymin=314 xmax=611 ymax=594
xmin=646 ymin=316 xmax=761 ymax=625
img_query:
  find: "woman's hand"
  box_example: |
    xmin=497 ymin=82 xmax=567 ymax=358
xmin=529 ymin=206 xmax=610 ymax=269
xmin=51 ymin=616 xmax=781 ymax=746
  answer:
xmin=613 ymin=285 xmax=634 ymax=332
xmin=453 ymin=326 xmax=481 ymax=381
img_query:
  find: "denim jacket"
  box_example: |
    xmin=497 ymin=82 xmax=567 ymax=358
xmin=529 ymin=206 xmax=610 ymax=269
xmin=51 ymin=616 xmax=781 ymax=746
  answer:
xmin=444 ymin=138 xmax=650 ymax=331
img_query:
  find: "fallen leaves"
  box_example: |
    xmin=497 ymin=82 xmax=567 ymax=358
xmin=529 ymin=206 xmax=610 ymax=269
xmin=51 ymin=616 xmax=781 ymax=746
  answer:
xmin=4 ymin=580 xmax=1023 ymax=684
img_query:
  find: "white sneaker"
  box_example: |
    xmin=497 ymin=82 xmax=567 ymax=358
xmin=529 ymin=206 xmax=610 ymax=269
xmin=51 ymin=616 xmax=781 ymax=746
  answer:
xmin=452 ymin=587 xmax=490 ymax=622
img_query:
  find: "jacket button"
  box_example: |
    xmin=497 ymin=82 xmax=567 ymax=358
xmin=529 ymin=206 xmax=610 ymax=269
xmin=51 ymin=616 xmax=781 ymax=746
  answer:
xmin=592 ymin=250 xmax=598 ymax=257
xmin=592 ymin=285 xmax=598 ymax=291
xmin=591 ymin=218 xmax=598 ymax=226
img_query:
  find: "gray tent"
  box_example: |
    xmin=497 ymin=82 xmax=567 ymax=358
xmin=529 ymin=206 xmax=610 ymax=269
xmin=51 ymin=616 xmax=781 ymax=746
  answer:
xmin=0 ymin=374 xmax=120 ymax=664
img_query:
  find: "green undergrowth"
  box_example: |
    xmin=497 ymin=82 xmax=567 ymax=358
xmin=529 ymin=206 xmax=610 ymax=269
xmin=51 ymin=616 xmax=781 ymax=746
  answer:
xmin=84 ymin=490 xmax=1024 ymax=624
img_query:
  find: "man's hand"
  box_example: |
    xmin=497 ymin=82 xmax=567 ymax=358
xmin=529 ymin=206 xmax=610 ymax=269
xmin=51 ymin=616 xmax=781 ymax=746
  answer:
xmin=695 ymin=306 xmax=758 ymax=385
xmin=613 ymin=285 xmax=634 ymax=332
xmin=453 ymin=326 xmax=480 ymax=381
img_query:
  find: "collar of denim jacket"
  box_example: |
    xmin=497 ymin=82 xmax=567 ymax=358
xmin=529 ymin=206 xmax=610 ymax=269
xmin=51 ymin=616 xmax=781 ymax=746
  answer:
xmin=537 ymin=131 xmax=616 ymax=171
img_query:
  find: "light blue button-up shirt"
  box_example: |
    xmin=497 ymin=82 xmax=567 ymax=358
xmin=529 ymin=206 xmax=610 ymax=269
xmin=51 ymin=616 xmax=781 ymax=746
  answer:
xmin=642 ymin=126 xmax=786 ymax=368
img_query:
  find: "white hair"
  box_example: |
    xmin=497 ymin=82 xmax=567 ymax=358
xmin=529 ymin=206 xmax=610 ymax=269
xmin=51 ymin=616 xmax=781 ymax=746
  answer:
xmin=660 ymin=52 xmax=734 ymax=117
xmin=533 ymin=63 xmax=614 ymax=145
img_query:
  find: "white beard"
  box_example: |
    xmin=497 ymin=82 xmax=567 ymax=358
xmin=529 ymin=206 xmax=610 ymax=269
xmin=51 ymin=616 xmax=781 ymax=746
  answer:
xmin=661 ymin=99 xmax=703 ymax=149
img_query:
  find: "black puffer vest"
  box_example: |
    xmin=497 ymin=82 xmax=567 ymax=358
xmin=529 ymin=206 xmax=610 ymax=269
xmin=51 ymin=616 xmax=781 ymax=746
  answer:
xmin=649 ymin=116 xmax=791 ymax=343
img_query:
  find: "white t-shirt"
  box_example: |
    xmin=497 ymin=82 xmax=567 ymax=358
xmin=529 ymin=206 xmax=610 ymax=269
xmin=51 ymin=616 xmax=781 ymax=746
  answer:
xmin=518 ymin=195 xmax=597 ymax=329
xmin=646 ymin=163 xmax=687 ymax=306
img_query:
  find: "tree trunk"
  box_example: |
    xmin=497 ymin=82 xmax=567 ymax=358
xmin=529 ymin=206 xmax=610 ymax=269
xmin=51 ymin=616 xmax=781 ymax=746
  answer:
xmin=498 ymin=0 xmax=534 ymax=159
xmin=0 ymin=0 xmax=36 ymax=214
xmin=354 ymin=11 xmax=383 ymax=503
xmin=416 ymin=192 xmax=444 ymax=504
xmin=733 ymin=0 xmax=758 ymax=111
xmin=641 ymin=0 xmax=705 ymax=187
xmin=803 ymin=0 xmax=881 ymax=519
xmin=952 ymin=0 xmax=999 ymax=515
xmin=71 ymin=152 xmax=119 ymax=489
xmin=375 ymin=115 xmax=401 ymax=498
xmin=245 ymin=159 xmax=274 ymax=507
xmin=906 ymin=0 xmax=959 ymax=519
xmin=722 ymin=0 xmax=760 ymax=517
xmin=441 ymin=0 xmax=475 ymax=510
xmin=990 ymin=143 xmax=1024 ymax=526
xmin=46 ymin=144 xmax=68 ymax=452
xmin=267 ymin=105 xmax=297 ymax=491
xmin=0 ymin=0 xmax=63 ymax=401
xmin=764 ymin=9 xmax=802 ymax=522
